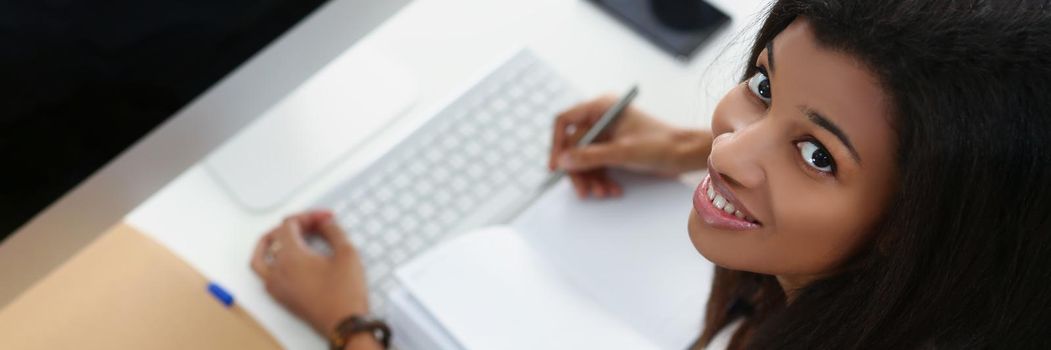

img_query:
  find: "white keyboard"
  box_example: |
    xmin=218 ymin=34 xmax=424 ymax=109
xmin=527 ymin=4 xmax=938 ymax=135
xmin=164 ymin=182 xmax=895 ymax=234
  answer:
xmin=315 ymin=49 xmax=581 ymax=314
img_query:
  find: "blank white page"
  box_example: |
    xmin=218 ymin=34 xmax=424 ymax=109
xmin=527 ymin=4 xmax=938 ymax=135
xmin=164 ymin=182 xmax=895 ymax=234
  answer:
xmin=511 ymin=172 xmax=713 ymax=349
xmin=396 ymin=226 xmax=661 ymax=350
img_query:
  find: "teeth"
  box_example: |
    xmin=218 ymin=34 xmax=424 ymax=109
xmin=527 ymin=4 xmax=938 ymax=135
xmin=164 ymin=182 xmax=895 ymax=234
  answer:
xmin=712 ymin=195 xmax=727 ymax=209
xmin=722 ymin=203 xmax=735 ymax=215
xmin=708 ymin=183 xmax=758 ymax=224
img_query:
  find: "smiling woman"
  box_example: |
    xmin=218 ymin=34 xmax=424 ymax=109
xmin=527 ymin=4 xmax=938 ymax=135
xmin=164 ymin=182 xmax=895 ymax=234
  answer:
xmin=689 ymin=0 xmax=1051 ymax=348
xmin=691 ymin=19 xmax=897 ymax=286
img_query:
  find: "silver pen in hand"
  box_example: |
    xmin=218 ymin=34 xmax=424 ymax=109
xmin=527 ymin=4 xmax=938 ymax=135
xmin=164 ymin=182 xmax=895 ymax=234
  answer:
xmin=539 ymin=85 xmax=639 ymax=190
xmin=496 ymin=85 xmax=639 ymax=224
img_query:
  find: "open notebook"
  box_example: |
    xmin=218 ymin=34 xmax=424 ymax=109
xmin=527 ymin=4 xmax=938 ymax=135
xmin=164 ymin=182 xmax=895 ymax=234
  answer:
xmin=393 ymin=172 xmax=714 ymax=349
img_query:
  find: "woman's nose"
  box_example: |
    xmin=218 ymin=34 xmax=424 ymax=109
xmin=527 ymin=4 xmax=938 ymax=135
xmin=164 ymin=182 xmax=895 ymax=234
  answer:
xmin=708 ymin=124 xmax=770 ymax=189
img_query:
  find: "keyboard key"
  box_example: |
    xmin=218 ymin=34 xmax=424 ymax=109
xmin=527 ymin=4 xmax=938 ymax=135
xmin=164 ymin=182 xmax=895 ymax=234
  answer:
xmin=367 ymin=262 xmax=390 ymax=281
xmin=363 ymin=241 xmax=384 ymax=261
xmin=369 ymin=290 xmax=384 ymax=304
xmin=331 ymin=200 xmax=350 ymax=216
xmin=432 ymin=190 xmax=453 ymax=207
xmin=364 ymin=220 xmax=383 ymax=236
xmin=400 ymin=216 xmax=420 ymax=233
xmin=529 ymin=91 xmax=548 ymax=106
xmin=482 ymin=150 xmax=502 ymax=166
xmin=414 ymin=203 xmax=436 ymax=219
xmin=391 ymin=174 xmax=411 ymax=190
xmin=520 ymin=167 xmax=550 ymax=188
xmin=448 ymin=154 xmax=467 ymax=170
xmin=396 ymin=192 xmax=415 ymax=210
xmin=407 ymin=161 xmax=427 ymax=176
xmin=489 ymin=98 xmax=509 ymax=112
xmin=508 ymin=85 xmax=526 ymax=100
xmin=405 ymin=235 xmax=425 ymax=254
xmin=421 ymin=222 xmax=443 ymax=240
xmin=413 ymin=179 xmax=434 ymax=195
xmin=431 ymin=166 xmax=451 ymax=183
xmin=379 ymin=278 xmax=397 ymax=294
xmin=440 ymin=136 xmax=460 ymax=150
xmin=388 ymin=247 xmax=409 ymax=265
xmin=357 ymin=198 xmax=378 ymax=214
xmin=474 ymin=111 xmax=495 ymax=124
xmin=338 ymin=212 xmax=361 ymax=229
xmin=489 ymin=169 xmax=510 ymax=185
xmin=382 ymin=229 xmax=402 ymax=246
xmin=438 ymin=209 xmax=459 ymax=227
xmin=481 ymin=129 xmax=500 ymax=145
xmin=498 ymin=116 xmax=515 ymax=131
xmin=450 ymin=177 xmax=470 ymax=193
xmin=424 ymin=147 xmax=443 ymax=163
xmin=455 ymin=195 xmax=477 ymax=213
xmin=466 ymin=162 xmax=486 ymax=179
xmin=463 ymin=141 xmax=483 ymax=158
xmin=471 ymin=181 xmax=494 ymax=198
xmin=380 ymin=206 xmax=399 ymax=222
xmin=505 ymin=155 xmax=526 ymax=172
xmin=375 ymin=186 xmax=394 ymax=202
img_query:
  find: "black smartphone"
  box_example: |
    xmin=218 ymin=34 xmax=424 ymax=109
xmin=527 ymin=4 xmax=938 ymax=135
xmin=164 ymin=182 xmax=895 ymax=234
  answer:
xmin=589 ymin=0 xmax=730 ymax=61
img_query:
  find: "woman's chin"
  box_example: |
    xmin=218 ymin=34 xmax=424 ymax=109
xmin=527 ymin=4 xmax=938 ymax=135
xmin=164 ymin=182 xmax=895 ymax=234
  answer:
xmin=688 ymin=210 xmax=750 ymax=271
xmin=687 ymin=210 xmax=718 ymax=260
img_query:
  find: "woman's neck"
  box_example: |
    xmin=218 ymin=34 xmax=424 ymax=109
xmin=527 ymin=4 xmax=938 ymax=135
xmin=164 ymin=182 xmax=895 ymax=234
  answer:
xmin=776 ymin=274 xmax=817 ymax=303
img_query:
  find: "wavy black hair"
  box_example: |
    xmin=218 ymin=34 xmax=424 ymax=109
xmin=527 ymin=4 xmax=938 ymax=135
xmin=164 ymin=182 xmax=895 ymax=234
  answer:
xmin=698 ymin=1 xmax=1051 ymax=348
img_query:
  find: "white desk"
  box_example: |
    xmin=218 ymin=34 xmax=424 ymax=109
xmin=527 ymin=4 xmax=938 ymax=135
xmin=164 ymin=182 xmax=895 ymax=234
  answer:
xmin=126 ymin=0 xmax=766 ymax=348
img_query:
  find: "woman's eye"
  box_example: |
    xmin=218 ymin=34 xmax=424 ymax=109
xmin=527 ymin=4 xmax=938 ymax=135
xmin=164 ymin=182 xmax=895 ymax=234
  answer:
xmin=747 ymin=68 xmax=772 ymax=104
xmin=796 ymin=140 xmax=836 ymax=174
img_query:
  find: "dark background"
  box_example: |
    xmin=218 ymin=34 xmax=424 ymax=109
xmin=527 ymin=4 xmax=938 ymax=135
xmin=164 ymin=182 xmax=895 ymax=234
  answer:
xmin=0 ymin=0 xmax=329 ymax=241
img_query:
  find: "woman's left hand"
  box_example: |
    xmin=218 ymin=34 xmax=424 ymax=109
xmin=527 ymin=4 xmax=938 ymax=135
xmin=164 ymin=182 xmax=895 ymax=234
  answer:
xmin=251 ymin=210 xmax=369 ymax=335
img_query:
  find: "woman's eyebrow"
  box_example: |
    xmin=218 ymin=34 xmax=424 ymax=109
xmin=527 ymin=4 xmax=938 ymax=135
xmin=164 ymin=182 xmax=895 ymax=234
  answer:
xmin=766 ymin=41 xmax=775 ymax=73
xmin=800 ymin=106 xmax=862 ymax=164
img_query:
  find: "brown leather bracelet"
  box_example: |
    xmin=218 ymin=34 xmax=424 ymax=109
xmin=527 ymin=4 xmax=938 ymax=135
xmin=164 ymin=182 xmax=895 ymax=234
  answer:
xmin=328 ymin=314 xmax=391 ymax=350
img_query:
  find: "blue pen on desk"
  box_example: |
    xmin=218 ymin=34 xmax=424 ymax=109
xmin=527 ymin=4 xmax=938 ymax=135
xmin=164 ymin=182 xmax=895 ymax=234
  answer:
xmin=208 ymin=282 xmax=235 ymax=307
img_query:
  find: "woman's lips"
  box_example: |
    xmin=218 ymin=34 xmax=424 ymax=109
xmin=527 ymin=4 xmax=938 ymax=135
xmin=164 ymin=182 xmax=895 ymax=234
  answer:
xmin=693 ymin=175 xmax=762 ymax=231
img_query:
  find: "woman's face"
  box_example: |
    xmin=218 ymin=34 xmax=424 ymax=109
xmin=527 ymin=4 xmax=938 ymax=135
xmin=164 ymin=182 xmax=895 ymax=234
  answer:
xmin=688 ymin=18 xmax=897 ymax=287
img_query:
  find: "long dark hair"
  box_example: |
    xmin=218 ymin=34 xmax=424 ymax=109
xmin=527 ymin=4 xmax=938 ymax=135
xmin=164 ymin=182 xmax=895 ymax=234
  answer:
xmin=698 ymin=1 xmax=1051 ymax=348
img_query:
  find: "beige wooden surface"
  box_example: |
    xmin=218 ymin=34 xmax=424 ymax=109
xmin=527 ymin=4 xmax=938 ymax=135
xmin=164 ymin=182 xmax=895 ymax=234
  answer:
xmin=0 ymin=223 xmax=281 ymax=349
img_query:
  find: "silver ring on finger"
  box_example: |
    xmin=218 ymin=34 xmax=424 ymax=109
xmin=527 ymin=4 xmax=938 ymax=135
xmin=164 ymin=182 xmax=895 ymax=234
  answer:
xmin=264 ymin=241 xmax=283 ymax=265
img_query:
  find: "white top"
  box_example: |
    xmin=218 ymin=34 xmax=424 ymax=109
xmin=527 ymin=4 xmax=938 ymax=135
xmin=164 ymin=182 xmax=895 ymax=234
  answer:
xmin=704 ymin=318 xmax=744 ymax=350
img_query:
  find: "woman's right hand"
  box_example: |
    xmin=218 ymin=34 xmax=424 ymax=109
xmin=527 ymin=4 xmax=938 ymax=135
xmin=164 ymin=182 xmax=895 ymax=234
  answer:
xmin=549 ymin=95 xmax=712 ymax=198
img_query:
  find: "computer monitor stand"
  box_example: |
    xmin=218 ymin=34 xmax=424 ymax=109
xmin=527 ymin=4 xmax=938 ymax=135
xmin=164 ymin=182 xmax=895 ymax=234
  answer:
xmin=204 ymin=47 xmax=417 ymax=212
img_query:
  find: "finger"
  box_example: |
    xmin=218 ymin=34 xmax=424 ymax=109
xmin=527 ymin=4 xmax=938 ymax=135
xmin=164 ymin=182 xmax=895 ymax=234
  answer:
xmin=604 ymin=176 xmax=624 ymax=197
xmin=578 ymin=171 xmax=607 ymax=198
xmin=559 ymin=142 xmax=629 ymax=171
xmin=251 ymin=232 xmax=273 ymax=278
xmin=550 ymin=105 xmax=589 ymax=170
xmin=315 ymin=215 xmax=353 ymax=255
xmin=594 ymin=173 xmax=622 ymax=198
xmin=550 ymin=97 xmax=616 ymax=170
xmin=587 ymin=173 xmax=607 ymax=198
xmin=550 ymin=115 xmax=570 ymax=170
xmin=276 ymin=217 xmax=312 ymax=256
xmin=300 ymin=210 xmax=334 ymax=231
xmin=568 ymin=173 xmax=589 ymax=198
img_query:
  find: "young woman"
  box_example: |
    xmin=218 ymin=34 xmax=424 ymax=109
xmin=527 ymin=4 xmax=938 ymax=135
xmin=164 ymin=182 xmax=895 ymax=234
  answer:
xmin=251 ymin=0 xmax=1051 ymax=348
